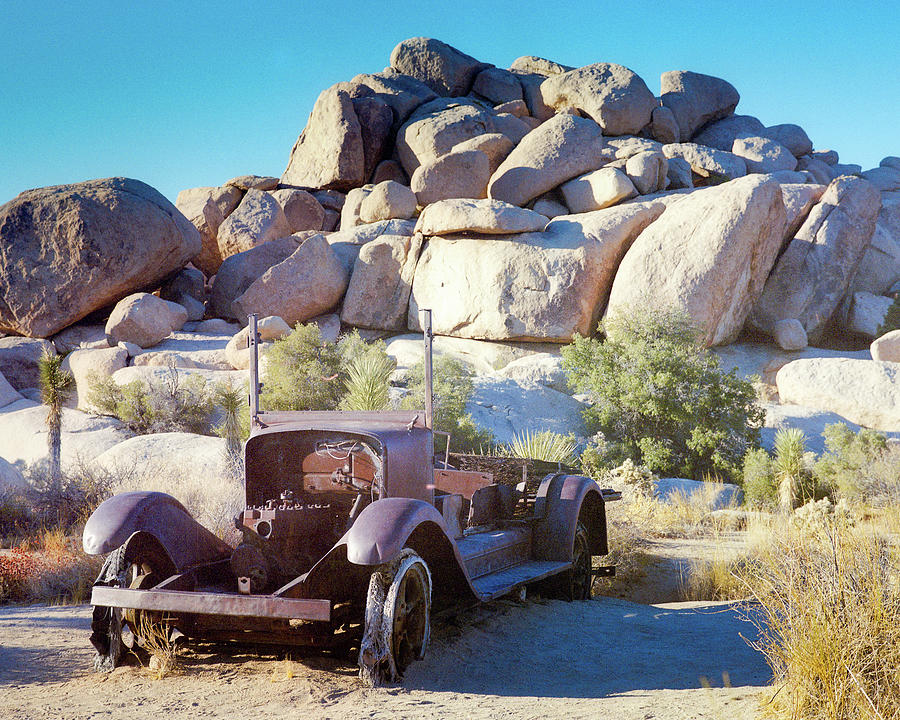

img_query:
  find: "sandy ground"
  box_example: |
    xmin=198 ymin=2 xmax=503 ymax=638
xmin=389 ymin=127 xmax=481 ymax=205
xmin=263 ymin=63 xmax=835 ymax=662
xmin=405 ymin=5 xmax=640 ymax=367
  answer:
xmin=0 ymin=564 xmax=771 ymax=720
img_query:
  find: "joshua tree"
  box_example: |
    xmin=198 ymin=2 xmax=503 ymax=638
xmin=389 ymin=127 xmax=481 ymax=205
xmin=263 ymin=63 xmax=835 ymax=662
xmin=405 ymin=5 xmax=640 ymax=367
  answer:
xmin=38 ymin=348 xmax=74 ymax=487
xmin=773 ymin=427 xmax=809 ymax=513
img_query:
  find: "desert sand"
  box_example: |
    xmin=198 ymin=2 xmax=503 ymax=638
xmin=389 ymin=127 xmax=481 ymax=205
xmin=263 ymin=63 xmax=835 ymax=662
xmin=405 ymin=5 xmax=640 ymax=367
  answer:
xmin=0 ymin=585 xmax=769 ymax=720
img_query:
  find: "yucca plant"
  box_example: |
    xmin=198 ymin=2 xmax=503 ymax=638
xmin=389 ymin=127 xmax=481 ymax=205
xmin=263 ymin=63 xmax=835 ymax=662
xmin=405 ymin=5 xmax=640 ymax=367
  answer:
xmin=772 ymin=427 xmax=810 ymax=513
xmin=502 ymin=429 xmax=578 ymax=466
xmin=215 ymin=381 xmax=246 ymax=482
xmin=38 ymin=349 xmax=74 ymax=488
xmin=340 ymin=351 xmax=395 ymax=411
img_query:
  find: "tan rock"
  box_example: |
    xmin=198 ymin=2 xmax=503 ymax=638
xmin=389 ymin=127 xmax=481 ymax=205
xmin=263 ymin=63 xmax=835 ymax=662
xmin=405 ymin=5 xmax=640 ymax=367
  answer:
xmin=660 ymin=71 xmax=740 ymax=141
xmin=451 ymin=133 xmax=515 ymax=174
xmin=410 ymin=149 xmax=491 ymax=206
xmin=208 ymin=235 xmax=302 ymax=320
xmin=342 ymin=234 xmax=423 ymax=330
xmin=662 ymin=143 xmax=747 ymax=181
xmin=0 ymin=337 xmax=54 ymax=390
xmin=751 ymin=176 xmax=882 ymax=343
xmin=226 ymin=175 xmax=278 ymax=191
xmin=494 ymin=99 xmax=529 ymax=117
xmin=62 ymin=347 xmax=128 ymax=410
xmin=488 ymin=114 xmax=606 ymax=207
xmin=841 ymin=292 xmax=893 ymax=338
xmin=0 ymin=178 xmax=200 ymax=338
xmin=359 ymin=181 xmax=417 ymax=223
xmin=216 ymin=189 xmax=292 ymax=259
xmin=606 ymin=176 xmax=787 ymax=346
xmin=371 ymin=160 xmax=408 ymax=185
xmin=776 ymin=358 xmax=900 ymax=432
xmin=560 ymin=168 xmax=637 ymax=213
xmin=731 ymin=136 xmax=798 ymax=174
xmin=415 ymin=198 xmax=548 ymax=236
xmin=233 ymin=235 xmax=348 ymax=326
xmin=105 ymin=293 xmax=189 ymax=349
xmin=340 ymin=186 xmax=374 ymax=230
xmin=871 ymin=329 xmax=900 ymax=362
xmin=389 ymin=37 xmax=488 ymax=97
xmin=270 ymin=188 xmax=325 ymax=233
xmin=625 ymin=151 xmax=669 ymax=195
xmin=473 ymin=67 xmax=522 ymax=104
xmin=648 ymin=105 xmax=679 ymax=144
xmin=773 ymin=318 xmax=808 ymax=351
xmin=539 ymin=63 xmax=657 ymax=136
xmin=281 ymin=85 xmax=365 ymax=191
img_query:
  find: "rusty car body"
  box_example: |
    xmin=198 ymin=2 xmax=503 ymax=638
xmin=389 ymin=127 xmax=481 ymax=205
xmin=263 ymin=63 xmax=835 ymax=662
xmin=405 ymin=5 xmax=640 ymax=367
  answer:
xmin=84 ymin=311 xmax=619 ymax=683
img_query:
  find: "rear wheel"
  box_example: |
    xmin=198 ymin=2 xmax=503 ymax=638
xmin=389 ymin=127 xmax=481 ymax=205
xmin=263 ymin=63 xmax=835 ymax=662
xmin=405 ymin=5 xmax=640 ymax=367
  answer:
xmin=541 ymin=521 xmax=592 ymax=601
xmin=358 ymin=549 xmax=432 ymax=686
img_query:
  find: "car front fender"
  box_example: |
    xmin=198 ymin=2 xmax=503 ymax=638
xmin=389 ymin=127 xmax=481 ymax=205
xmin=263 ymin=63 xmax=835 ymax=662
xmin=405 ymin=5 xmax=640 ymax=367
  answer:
xmin=82 ymin=491 xmax=233 ymax=571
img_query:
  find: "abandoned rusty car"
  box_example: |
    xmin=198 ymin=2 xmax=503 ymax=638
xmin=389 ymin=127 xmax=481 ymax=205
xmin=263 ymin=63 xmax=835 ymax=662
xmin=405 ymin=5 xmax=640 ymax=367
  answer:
xmin=83 ymin=312 xmax=620 ymax=684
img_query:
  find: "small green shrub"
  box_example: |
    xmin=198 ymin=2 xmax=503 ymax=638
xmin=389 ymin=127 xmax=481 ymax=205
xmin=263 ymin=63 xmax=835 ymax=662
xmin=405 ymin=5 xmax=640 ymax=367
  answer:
xmin=261 ymin=323 xmax=345 ymax=411
xmin=501 ymin=429 xmax=577 ymax=465
xmin=401 ymin=356 xmax=494 ymax=453
xmin=88 ymin=361 xmax=216 ymax=435
xmin=743 ymin=447 xmax=777 ymax=508
xmin=261 ymin=325 xmax=395 ymax=413
xmin=877 ymin=293 xmax=900 ymax=336
xmin=562 ymin=307 xmax=763 ymax=482
xmin=772 ymin=428 xmax=817 ymax=512
xmin=813 ymin=423 xmax=892 ymax=502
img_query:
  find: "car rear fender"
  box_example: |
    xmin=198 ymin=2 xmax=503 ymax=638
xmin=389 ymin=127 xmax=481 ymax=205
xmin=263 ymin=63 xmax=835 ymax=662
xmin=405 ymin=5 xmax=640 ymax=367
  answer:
xmin=533 ymin=474 xmax=608 ymax=561
xmin=82 ymin=491 xmax=233 ymax=571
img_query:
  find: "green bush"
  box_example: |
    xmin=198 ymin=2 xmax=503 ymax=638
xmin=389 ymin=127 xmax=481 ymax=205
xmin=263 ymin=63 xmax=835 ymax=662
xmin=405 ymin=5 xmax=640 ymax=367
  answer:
xmin=88 ymin=362 xmax=216 ymax=435
xmin=561 ymin=308 xmax=763 ymax=482
xmin=339 ymin=343 xmax=396 ymax=412
xmin=772 ymin=428 xmax=818 ymax=511
xmin=743 ymin=447 xmax=777 ymax=508
xmin=877 ymin=293 xmax=900 ymax=336
xmin=401 ymin=356 xmax=494 ymax=454
xmin=261 ymin=323 xmax=345 ymax=411
xmin=813 ymin=423 xmax=892 ymax=501
xmin=262 ymin=325 xmax=395 ymax=413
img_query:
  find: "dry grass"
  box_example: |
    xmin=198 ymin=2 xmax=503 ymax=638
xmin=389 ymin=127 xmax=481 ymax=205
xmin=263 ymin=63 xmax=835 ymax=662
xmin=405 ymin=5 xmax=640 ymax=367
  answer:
xmin=135 ymin=611 xmax=182 ymax=679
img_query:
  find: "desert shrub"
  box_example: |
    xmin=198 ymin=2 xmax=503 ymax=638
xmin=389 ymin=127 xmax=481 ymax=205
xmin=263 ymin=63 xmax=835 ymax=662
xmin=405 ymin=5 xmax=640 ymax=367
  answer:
xmin=739 ymin=518 xmax=900 ymax=719
xmin=214 ymin=381 xmax=247 ymax=482
xmin=25 ymin=461 xmax=113 ymax=534
xmin=813 ymin=423 xmax=894 ymax=502
xmin=261 ymin=325 xmax=395 ymax=412
xmin=401 ymin=356 xmax=494 ymax=453
xmin=88 ymin=361 xmax=216 ymax=435
xmin=877 ymin=293 xmax=900 ymax=336
xmin=561 ymin=307 xmax=763 ymax=483
xmin=501 ymin=429 xmax=577 ymax=465
xmin=260 ymin=323 xmax=345 ymax=411
xmin=0 ymin=541 xmax=101 ymax=604
xmin=742 ymin=447 xmax=777 ymax=508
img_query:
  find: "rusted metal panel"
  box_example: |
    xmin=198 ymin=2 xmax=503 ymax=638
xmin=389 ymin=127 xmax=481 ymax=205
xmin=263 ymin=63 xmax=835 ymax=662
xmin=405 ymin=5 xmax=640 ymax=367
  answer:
xmin=431 ymin=469 xmax=493 ymax=500
xmin=91 ymin=586 xmax=331 ymax=621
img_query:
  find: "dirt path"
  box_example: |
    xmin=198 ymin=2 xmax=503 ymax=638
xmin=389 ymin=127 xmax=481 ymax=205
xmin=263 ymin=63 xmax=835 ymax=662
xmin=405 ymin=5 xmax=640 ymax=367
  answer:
xmin=0 ymin=590 xmax=770 ymax=720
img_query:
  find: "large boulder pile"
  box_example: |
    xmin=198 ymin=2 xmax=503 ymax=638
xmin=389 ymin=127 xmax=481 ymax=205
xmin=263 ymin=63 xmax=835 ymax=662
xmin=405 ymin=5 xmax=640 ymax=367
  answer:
xmin=1 ymin=37 xmax=898 ymax=448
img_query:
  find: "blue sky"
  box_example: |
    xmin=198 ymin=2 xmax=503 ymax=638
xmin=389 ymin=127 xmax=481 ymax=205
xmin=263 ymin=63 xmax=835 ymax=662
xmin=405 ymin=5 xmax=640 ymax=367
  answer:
xmin=2 ymin=1 xmax=898 ymax=204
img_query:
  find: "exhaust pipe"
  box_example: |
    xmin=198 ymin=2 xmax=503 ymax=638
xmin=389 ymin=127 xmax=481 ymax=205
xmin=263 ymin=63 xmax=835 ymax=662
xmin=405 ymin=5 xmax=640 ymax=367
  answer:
xmin=248 ymin=313 xmax=262 ymax=427
xmin=421 ymin=309 xmax=433 ymax=431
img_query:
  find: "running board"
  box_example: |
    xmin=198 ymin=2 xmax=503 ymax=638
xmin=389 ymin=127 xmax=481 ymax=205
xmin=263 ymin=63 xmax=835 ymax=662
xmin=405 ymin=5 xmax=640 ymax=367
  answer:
xmin=470 ymin=560 xmax=570 ymax=601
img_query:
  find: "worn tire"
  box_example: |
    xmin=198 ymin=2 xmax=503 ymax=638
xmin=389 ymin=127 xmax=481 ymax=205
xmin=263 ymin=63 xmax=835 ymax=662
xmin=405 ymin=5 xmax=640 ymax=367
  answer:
xmin=542 ymin=521 xmax=592 ymax=601
xmin=358 ymin=548 xmax=432 ymax=686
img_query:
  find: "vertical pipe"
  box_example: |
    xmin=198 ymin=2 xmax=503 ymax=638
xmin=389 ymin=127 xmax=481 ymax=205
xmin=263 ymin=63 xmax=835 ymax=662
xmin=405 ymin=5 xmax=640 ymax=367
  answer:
xmin=422 ymin=309 xmax=433 ymax=430
xmin=248 ymin=313 xmax=260 ymax=427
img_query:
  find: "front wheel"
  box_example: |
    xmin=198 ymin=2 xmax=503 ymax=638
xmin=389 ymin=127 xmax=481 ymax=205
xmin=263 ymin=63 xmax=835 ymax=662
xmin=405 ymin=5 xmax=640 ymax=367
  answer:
xmin=541 ymin=521 xmax=592 ymax=601
xmin=358 ymin=548 xmax=432 ymax=686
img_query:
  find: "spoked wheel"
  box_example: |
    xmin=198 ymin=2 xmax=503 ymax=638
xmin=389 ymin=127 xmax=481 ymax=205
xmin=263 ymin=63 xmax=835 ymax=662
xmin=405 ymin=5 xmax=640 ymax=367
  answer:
xmin=358 ymin=548 xmax=432 ymax=686
xmin=542 ymin=521 xmax=592 ymax=601
xmin=90 ymin=538 xmax=175 ymax=672
xmin=568 ymin=522 xmax=592 ymax=601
